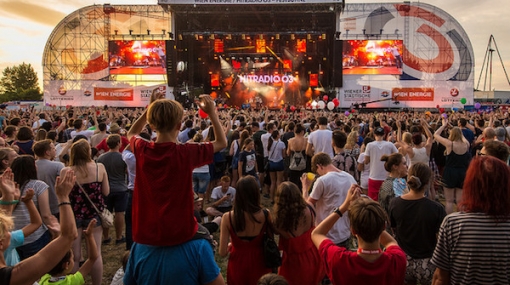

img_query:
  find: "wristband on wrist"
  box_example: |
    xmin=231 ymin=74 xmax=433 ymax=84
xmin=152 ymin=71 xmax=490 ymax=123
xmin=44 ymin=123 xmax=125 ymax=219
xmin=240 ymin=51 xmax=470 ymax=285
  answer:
xmin=333 ymin=207 xmax=343 ymax=217
xmin=58 ymin=202 xmax=72 ymax=207
xmin=0 ymin=200 xmax=19 ymax=205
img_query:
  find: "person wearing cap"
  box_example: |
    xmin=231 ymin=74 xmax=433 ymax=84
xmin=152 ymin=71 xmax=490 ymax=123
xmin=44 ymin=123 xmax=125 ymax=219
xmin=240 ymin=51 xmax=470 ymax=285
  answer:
xmin=194 ymin=193 xmax=221 ymax=234
xmin=95 ymin=123 xmax=129 ymax=154
xmin=364 ymin=126 xmax=398 ymax=201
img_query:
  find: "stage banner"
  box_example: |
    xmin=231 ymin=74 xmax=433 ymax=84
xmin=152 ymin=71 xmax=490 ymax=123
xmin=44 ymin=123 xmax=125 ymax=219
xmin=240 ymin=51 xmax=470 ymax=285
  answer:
xmin=159 ymin=0 xmax=342 ymax=4
xmin=340 ymin=75 xmax=473 ymax=109
xmin=44 ymin=81 xmax=174 ymax=107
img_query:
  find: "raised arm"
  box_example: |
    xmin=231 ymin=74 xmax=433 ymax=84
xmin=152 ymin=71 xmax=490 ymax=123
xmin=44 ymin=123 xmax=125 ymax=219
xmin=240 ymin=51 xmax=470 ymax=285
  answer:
xmin=78 ymin=219 xmax=99 ymax=276
xmin=433 ymin=117 xmax=451 ymax=147
xmin=200 ymin=95 xmax=227 ymax=153
xmin=11 ymin=170 xmax=78 ymax=285
xmin=20 ymin=189 xmax=43 ymax=238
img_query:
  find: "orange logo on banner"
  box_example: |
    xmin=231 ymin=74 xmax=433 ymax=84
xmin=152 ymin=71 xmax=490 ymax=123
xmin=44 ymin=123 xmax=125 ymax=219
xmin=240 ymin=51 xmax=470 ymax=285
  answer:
xmin=392 ymin=88 xmax=434 ymax=101
xmin=94 ymin=88 xmax=133 ymax=101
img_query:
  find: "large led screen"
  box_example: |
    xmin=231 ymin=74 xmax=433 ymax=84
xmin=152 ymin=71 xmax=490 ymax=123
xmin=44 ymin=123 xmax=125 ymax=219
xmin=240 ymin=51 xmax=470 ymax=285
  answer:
xmin=343 ymin=40 xmax=403 ymax=75
xmin=108 ymin=40 xmax=167 ymax=75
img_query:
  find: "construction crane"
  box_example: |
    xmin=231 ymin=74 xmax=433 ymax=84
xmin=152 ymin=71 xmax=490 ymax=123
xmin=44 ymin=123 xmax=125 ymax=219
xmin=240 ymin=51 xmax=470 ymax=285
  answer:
xmin=476 ymin=35 xmax=510 ymax=91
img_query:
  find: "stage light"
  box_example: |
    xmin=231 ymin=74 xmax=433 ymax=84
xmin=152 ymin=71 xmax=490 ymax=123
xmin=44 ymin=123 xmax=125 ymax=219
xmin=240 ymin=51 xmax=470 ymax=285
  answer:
xmin=335 ymin=31 xmax=341 ymax=39
xmin=291 ymin=34 xmax=295 ymax=40
xmin=242 ymin=34 xmax=246 ymax=40
xmin=259 ymin=34 xmax=263 ymax=40
xmin=380 ymin=29 xmax=383 ymax=35
xmin=395 ymin=29 xmax=399 ymax=34
xmin=210 ymin=34 xmax=215 ymax=40
xmin=178 ymin=34 xmax=183 ymax=40
xmin=362 ymin=29 xmax=366 ymax=35
xmin=275 ymin=34 xmax=280 ymax=40
xmin=168 ymin=32 xmax=174 ymax=39
xmin=322 ymin=33 xmax=326 ymax=40
xmin=307 ymin=34 xmax=311 ymax=40
xmin=147 ymin=29 xmax=151 ymax=35
xmin=162 ymin=29 xmax=166 ymax=35
xmin=114 ymin=30 xmax=118 ymax=35
xmin=129 ymin=30 xmax=133 ymax=35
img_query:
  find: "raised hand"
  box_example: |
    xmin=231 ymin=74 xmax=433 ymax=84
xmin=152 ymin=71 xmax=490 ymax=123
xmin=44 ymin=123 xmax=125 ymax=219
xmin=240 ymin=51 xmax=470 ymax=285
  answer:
xmin=21 ymin=189 xmax=35 ymax=203
xmin=199 ymin=94 xmax=216 ymax=115
xmin=56 ymin=169 xmax=76 ymax=198
xmin=0 ymin=168 xmax=17 ymax=199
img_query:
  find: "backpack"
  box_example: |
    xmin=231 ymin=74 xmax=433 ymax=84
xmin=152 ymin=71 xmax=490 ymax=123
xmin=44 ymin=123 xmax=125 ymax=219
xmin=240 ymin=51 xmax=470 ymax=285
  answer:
xmin=289 ymin=150 xmax=306 ymax=171
xmin=332 ymin=152 xmax=359 ymax=182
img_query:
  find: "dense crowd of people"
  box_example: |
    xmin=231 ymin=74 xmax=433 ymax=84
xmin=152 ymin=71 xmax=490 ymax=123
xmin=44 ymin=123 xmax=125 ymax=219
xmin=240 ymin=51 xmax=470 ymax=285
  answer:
xmin=0 ymin=94 xmax=509 ymax=285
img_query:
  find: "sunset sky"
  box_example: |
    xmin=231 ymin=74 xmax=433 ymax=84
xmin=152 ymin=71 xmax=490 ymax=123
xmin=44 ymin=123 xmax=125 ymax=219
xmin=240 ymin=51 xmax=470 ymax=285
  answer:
xmin=0 ymin=0 xmax=509 ymax=91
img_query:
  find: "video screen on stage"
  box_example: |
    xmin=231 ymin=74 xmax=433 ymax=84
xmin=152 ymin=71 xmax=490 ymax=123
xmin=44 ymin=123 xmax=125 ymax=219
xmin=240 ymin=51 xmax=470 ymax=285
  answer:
xmin=342 ymin=40 xmax=403 ymax=75
xmin=108 ymin=40 xmax=167 ymax=75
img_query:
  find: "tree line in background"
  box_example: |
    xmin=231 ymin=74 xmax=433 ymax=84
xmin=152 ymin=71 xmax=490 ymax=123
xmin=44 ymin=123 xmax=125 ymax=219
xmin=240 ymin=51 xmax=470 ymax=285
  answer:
xmin=0 ymin=62 xmax=43 ymax=103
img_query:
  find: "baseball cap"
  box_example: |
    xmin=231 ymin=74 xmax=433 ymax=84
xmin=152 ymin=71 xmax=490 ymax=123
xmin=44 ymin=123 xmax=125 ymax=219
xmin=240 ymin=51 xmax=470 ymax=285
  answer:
xmin=374 ymin=127 xmax=385 ymax=136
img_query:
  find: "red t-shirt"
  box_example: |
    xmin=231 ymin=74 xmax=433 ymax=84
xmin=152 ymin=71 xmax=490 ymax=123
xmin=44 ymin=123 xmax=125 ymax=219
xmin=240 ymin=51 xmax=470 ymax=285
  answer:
xmin=96 ymin=136 xmax=129 ymax=152
xmin=319 ymin=239 xmax=406 ymax=285
xmin=130 ymin=136 xmax=214 ymax=246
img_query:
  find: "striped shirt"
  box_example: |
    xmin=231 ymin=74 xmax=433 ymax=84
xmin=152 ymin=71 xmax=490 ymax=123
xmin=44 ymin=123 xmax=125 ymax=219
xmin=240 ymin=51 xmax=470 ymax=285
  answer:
xmin=431 ymin=212 xmax=510 ymax=284
xmin=12 ymin=180 xmax=49 ymax=244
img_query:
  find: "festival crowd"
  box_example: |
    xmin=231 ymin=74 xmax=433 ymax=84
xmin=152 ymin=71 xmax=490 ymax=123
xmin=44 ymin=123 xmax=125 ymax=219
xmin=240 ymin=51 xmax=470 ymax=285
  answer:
xmin=0 ymin=93 xmax=509 ymax=285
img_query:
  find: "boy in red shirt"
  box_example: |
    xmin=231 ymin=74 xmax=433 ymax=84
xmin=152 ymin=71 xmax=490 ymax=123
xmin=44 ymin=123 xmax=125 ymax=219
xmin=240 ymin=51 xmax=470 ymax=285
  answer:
xmin=311 ymin=185 xmax=406 ymax=285
xmin=127 ymin=93 xmax=227 ymax=246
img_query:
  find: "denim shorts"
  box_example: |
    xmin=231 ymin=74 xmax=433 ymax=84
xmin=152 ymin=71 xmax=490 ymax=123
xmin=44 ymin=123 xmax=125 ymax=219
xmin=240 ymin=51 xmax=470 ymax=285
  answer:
xmin=269 ymin=160 xmax=284 ymax=172
xmin=76 ymin=214 xmax=102 ymax=228
xmin=193 ymin=172 xmax=210 ymax=194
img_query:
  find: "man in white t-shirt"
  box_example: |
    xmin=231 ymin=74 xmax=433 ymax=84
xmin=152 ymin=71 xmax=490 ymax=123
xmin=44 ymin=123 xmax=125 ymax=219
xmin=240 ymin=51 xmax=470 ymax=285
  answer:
xmin=205 ymin=176 xmax=236 ymax=217
xmin=307 ymin=116 xmax=334 ymax=158
xmin=304 ymin=152 xmax=356 ymax=246
xmin=261 ymin=122 xmax=277 ymax=158
xmin=364 ymin=127 xmax=398 ymax=200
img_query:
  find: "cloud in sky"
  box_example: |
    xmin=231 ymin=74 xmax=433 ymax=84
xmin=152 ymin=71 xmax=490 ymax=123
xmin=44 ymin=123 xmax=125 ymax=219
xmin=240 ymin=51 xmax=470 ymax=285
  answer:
xmin=0 ymin=0 xmax=509 ymax=91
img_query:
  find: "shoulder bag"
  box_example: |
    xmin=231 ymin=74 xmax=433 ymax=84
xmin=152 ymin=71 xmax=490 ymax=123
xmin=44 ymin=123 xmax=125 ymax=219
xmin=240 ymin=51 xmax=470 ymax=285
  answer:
xmin=262 ymin=209 xmax=282 ymax=269
xmin=77 ymin=183 xmax=114 ymax=228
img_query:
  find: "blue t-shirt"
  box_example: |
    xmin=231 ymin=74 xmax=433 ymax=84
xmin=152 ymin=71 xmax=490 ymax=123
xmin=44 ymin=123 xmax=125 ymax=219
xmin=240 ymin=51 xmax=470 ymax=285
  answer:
xmin=5 ymin=230 xmax=23 ymax=266
xmin=124 ymin=239 xmax=220 ymax=285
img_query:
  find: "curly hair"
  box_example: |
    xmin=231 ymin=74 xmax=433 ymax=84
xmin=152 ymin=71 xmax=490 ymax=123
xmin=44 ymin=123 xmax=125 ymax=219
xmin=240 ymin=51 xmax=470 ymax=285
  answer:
xmin=273 ymin=182 xmax=307 ymax=234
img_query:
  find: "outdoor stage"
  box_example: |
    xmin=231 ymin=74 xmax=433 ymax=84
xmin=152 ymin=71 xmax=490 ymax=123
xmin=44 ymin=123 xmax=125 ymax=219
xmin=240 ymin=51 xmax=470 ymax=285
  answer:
xmin=343 ymin=66 xmax=401 ymax=75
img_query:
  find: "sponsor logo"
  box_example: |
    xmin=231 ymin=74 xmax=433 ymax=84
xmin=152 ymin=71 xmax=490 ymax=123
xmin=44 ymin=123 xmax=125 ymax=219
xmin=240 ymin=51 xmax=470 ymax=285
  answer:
xmin=392 ymin=88 xmax=434 ymax=101
xmin=84 ymin=90 xmax=92 ymax=97
xmin=381 ymin=91 xmax=390 ymax=97
xmin=342 ymin=85 xmax=371 ymax=101
xmin=58 ymin=86 xmax=67 ymax=96
xmin=450 ymin=87 xmax=459 ymax=97
xmin=94 ymin=88 xmax=134 ymax=101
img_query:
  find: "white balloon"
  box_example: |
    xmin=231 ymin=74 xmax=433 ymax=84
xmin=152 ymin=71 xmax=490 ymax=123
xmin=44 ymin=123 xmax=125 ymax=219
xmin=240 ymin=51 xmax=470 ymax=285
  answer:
xmin=327 ymin=101 xmax=335 ymax=110
xmin=311 ymin=100 xmax=318 ymax=107
xmin=318 ymin=100 xmax=326 ymax=109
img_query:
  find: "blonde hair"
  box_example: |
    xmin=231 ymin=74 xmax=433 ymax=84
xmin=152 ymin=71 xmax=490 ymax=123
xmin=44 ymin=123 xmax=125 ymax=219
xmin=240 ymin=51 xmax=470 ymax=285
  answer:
xmin=402 ymin=132 xmax=412 ymax=144
xmin=448 ymin=127 xmax=465 ymax=142
xmin=147 ymin=99 xmax=183 ymax=133
xmin=0 ymin=211 xmax=14 ymax=241
xmin=346 ymin=131 xmax=358 ymax=146
xmin=69 ymin=139 xmax=93 ymax=177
